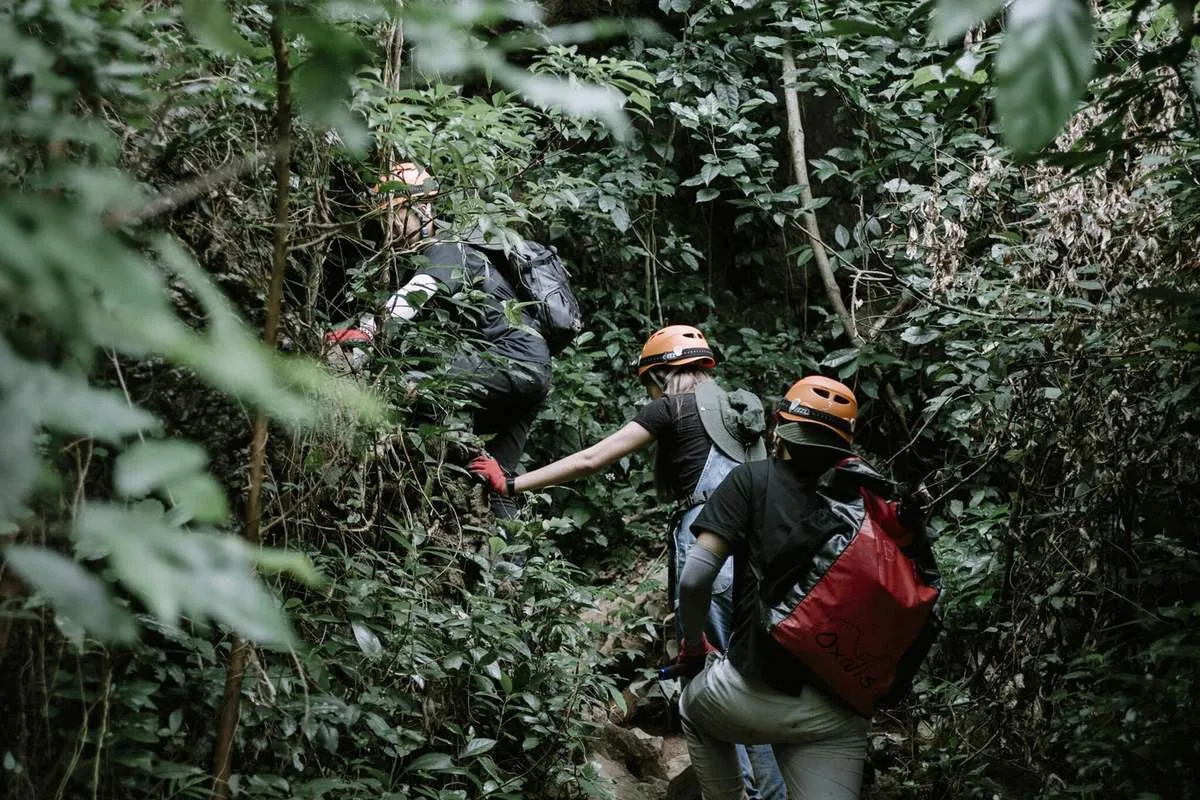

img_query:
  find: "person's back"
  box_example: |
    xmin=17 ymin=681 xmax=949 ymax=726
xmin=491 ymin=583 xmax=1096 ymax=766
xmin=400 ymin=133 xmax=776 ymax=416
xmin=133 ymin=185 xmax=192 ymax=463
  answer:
xmin=325 ymin=162 xmax=556 ymax=517
xmin=412 ymin=241 xmax=551 ymax=371
xmin=468 ymin=324 xmax=785 ymax=799
xmin=674 ymin=376 xmax=872 ymax=800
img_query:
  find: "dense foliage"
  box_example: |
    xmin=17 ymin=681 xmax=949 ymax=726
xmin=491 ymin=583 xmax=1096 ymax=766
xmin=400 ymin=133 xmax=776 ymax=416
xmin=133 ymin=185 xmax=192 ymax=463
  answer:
xmin=2 ymin=0 xmax=1198 ymax=798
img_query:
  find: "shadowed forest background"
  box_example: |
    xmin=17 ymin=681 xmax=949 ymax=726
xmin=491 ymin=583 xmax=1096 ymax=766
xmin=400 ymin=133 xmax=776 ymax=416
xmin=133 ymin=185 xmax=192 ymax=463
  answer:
xmin=1 ymin=0 xmax=1198 ymax=798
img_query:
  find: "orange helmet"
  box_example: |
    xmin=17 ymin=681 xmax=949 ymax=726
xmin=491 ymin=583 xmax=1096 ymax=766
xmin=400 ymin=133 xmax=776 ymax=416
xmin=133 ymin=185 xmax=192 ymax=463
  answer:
xmin=373 ymin=162 xmax=438 ymax=210
xmin=635 ymin=325 xmax=716 ymax=376
xmin=778 ymin=376 xmax=857 ymax=444
xmin=374 ymin=162 xmax=438 ymax=242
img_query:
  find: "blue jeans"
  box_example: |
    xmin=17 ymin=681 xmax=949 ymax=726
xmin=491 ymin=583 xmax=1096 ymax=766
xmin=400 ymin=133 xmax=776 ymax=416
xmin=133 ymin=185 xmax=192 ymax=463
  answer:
xmin=671 ymin=448 xmax=786 ymax=800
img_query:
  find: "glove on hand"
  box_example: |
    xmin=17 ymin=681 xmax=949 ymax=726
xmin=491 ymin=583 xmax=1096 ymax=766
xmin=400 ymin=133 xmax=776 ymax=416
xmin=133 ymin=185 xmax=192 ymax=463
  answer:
xmin=325 ymin=328 xmax=373 ymax=345
xmin=674 ymin=633 xmax=720 ymax=678
xmin=678 ymin=633 xmax=720 ymax=660
xmin=468 ymin=455 xmax=510 ymax=496
xmin=325 ymin=315 xmax=378 ymax=346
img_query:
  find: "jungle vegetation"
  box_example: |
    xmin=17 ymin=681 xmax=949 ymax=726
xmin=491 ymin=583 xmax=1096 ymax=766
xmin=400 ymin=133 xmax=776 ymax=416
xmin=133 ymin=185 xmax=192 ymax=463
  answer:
xmin=1 ymin=0 xmax=1198 ymax=798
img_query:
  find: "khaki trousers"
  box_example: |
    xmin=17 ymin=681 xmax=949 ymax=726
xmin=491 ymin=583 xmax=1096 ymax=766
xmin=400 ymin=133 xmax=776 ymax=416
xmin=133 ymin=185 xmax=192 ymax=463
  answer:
xmin=680 ymin=656 xmax=870 ymax=800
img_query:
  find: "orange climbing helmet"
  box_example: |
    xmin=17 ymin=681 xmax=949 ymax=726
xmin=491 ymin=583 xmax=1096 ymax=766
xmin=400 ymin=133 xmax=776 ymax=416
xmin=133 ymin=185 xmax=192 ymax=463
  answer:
xmin=777 ymin=376 xmax=857 ymax=446
xmin=635 ymin=325 xmax=716 ymax=376
xmin=373 ymin=162 xmax=439 ymax=241
xmin=373 ymin=162 xmax=439 ymax=210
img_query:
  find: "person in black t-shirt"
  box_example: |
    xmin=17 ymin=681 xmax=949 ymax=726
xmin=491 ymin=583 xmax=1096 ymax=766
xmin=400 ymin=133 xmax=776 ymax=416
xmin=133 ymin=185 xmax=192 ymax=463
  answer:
xmin=470 ymin=324 xmax=786 ymax=800
xmin=674 ymin=375 xmax=870 ymax=799
xmin=325 ymin=163 xmax=551 ymax=518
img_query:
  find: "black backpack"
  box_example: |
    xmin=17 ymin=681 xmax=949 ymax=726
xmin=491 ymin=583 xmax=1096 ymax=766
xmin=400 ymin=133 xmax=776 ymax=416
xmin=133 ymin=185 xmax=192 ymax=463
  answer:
xmin=467 ymin=234 xmax=583 ymax=355
xmin=505 ymin=240 xmax=583 ymax=355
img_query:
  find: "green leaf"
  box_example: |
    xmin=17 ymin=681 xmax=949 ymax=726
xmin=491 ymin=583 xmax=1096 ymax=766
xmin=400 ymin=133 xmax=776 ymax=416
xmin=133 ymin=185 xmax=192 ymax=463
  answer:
xmin=900 ymin=326 xmax=942 ymax=345
xmin=834 ymin=224 xmax=850 ymax=248
xmin=181 ymin=0 xmax=251 ymax=56
xmin=0 ymin=342 xmax=157 ymax=444
xmin=696 ymin=188 xmax=720 ymax=203
xmin=290 ymin=16 xmax=371 ymax=144
xmin=163 ymin=473 xmax=229 ymax=524
xmin=492 ymin=63 xmax=631 ymax=141
xmin=932 ymin=0 xmax=1004 ymax=42
xmin=753 ymin=35 xmax=787 ymax=48
xmin=0 ymin=397 xmax=38 ymax=524
xmin=825 ymin=18 xmax=893 ymax=38
xmin=254 ymin=548 xmax=323 ymax=586
xmin=351 ymin=622 xmax=384 ymax=659
xmin=75 ymin=505 xmax=295 ymax=646
xmin=610 ymin=205 xmax=631 ymax=232
xmin=115 ymin=440 xmax=208 ymax=498
xmin=406 ymin=752 xmax=455 ymax=773
xmin=5 ymin=546 xmax=137 ymax=643
xmin=821 ymin=348 xmax=860 ymax=368
xmin=996 ymin=0 xmax=1094 ymax=153
xmin=459 ymin=738 xmax=497 ymax=759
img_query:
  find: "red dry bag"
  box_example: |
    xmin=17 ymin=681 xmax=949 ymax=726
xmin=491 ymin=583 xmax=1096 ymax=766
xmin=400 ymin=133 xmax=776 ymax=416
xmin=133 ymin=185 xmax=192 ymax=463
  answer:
xmin=762 ymin=459 xmax=941 ymax=716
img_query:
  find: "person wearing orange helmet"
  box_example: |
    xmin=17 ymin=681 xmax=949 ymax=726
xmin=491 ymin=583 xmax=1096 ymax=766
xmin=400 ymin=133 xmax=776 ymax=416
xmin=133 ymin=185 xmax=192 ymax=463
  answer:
xmin=326 ymin=162 xmax=556 ymax=519
xmin=469 ymin=324 xmax=786 ymax=800
xmin=672 ymin=375 xmax=871 ymax=799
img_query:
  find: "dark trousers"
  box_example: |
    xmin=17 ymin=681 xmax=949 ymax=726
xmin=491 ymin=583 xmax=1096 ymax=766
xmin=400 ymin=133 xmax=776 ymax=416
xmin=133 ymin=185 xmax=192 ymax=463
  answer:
xmin=448 ymin=353 xmax=550 ymax=518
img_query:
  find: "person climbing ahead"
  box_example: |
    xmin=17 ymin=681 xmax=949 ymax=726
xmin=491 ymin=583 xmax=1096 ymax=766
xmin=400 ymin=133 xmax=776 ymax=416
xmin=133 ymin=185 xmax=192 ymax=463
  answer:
xmin=326 ymin=162 xmax=562 ymax=518
xmin=674 ymin=375 xmax=873 ymax=799
xmin=468 ymin=324 xmax=785 ymax=800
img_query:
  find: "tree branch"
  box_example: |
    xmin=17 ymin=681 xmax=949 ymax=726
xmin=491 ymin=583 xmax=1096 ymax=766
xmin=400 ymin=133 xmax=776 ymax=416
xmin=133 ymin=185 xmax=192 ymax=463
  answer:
xmin=211 ymin=4 xmax=292 ymax=798
xmin=781 ymin=44 xmax=862 ymax=347
xmin=107 ymin=148 xmax=277 ymax=229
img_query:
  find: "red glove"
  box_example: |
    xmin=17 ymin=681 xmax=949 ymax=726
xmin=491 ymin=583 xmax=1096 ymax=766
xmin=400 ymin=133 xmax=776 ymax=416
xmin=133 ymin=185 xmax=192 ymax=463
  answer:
xmin=468 ymin=455 xmax=511 ymax=496
xmin=675 ymin=634 xmax=720 ymax=675
xmin=325 ymin=328 xmax=373 ymax=345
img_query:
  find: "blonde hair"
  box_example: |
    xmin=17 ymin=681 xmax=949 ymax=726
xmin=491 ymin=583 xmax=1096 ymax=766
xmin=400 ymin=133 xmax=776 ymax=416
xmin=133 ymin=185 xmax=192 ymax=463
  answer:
xmin=643 ymin=365 xmax=713 ymax=396
xmin=663 ymin=367 xmax=712 ymax=395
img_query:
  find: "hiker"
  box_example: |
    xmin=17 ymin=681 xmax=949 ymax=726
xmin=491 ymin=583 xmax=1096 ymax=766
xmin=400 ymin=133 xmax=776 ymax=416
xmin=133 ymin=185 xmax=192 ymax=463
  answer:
xmin=327 ymin=162 xmax=577 ymax=518
xmin=674 ymin=376 xmax=940 ymax=799
xmin=468 ymin=324 xmax=786 ymax=800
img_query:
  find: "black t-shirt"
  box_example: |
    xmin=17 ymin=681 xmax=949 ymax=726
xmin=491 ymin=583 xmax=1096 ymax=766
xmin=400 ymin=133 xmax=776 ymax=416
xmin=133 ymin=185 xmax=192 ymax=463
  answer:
xmin=691 ymin=456 xmax=844 ymax=695
xmin=415 ymin=242 xmax=551 ymax=367
xmin=632 ymin=393 xmax=712 ymax=499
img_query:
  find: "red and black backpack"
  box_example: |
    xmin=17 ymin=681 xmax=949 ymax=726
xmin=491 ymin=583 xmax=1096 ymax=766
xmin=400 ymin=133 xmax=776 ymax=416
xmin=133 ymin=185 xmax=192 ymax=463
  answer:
xmin=758 ymin=457 xmax=943 ymax=716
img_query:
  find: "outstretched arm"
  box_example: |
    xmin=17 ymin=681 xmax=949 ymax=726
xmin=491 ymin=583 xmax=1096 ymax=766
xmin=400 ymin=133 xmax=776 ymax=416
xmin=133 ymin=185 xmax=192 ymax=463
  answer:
xmin=514 ymin=422 xmax=654 ymax=493
xmin=384 ymin=272 xmax=440 ymax=324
